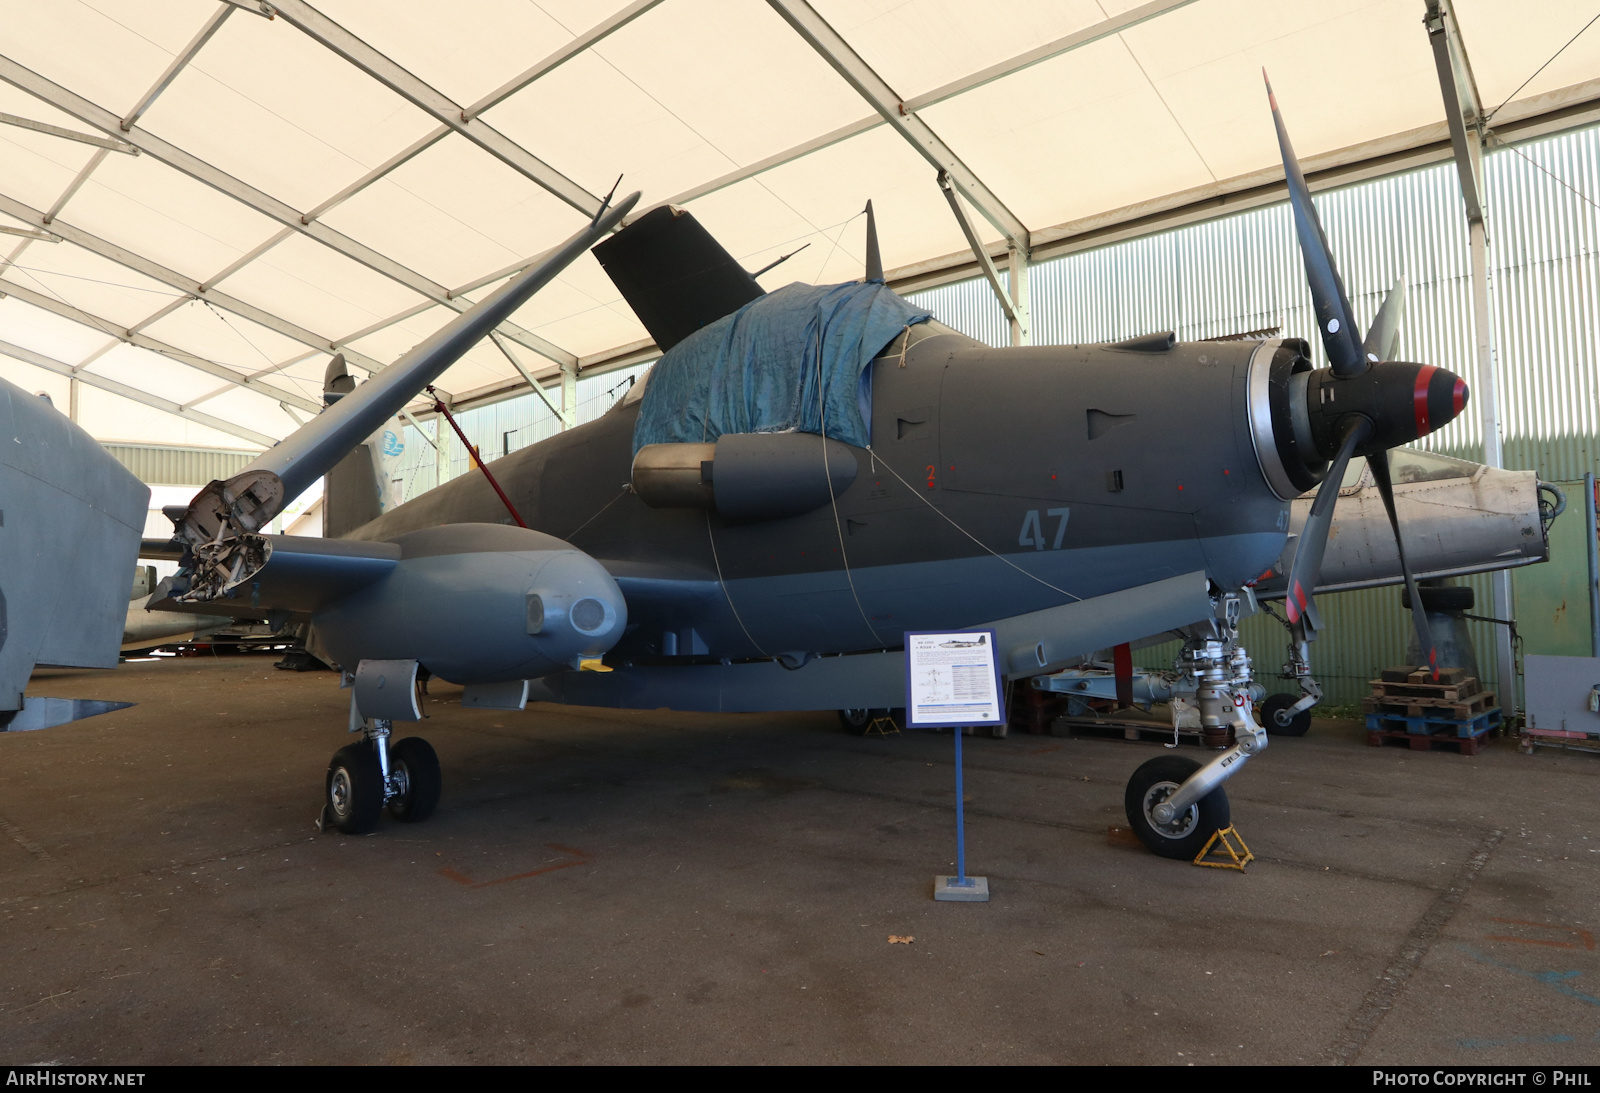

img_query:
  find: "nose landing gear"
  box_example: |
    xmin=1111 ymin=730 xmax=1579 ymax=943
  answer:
xmin=1125 ymin=754 xmax=1233 ymax=859
xmin=318 ymin=673 xmax=442 ymax=834
xmin=1123 ymin=593 xmax=1266 ymax=858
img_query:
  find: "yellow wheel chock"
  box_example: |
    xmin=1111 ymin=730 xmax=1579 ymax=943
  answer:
xmin=1193 ymin=825 xmax=1253 ymax=871
xmin=865 ymin=714 xmax=900 ymax=737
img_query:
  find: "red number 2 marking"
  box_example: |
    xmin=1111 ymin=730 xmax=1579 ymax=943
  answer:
xmin=926 ymin=464 xmax=936 ymax=489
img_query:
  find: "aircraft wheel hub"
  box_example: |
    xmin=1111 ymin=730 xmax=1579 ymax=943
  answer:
xmin=329 ymin=768 xmax=355 ymax=821
xmin=1142 ymin=781 xmax=1198 ymax=839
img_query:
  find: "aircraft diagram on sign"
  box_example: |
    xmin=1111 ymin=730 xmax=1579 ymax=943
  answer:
xmin=144 ymin=81 xmax=1471 ymax=859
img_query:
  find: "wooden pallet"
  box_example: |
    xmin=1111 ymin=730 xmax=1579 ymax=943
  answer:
xmin=1365 ymin=707 xmax=1503 ymax=756
xmin=1368 ymin=677 xmax=1484 ymax=703
xmin=1362 ymin=690 xmax=1495 ymax=719
xmin=1056 ymin=717 xmax=1227 ymax=748
xmin=1379 ymin=666 xmax=1472 ymax=685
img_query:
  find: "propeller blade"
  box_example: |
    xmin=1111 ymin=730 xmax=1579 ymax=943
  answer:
xmin=1368 ymin=448 xmax=1442 ymax=680
xmin=1264 ymin=71 xmax=1367 ymax=376
xmin=1282 ymin=416 xmax=1372 ymax=631
xmin=175 ymin=190 xmax=641 ymax=551
xmin=240 ymin=192 xmax=639 ymax=514
xmin=1364 ymin=275 xmax=1407 ymax=363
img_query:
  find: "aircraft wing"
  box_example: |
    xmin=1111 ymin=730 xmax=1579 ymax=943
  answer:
xmin=531 ymin=571 xmax=1215 ymax=713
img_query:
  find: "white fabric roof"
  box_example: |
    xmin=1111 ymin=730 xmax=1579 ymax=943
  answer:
xmin=1 ymin=0 xmax=1597 ymax=450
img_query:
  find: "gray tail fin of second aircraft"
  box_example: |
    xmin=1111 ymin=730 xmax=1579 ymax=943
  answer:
xmin=321 ymin=354 xmax=383 ymax=538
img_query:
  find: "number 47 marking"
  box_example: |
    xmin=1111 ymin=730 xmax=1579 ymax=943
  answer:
xmin=1020 ymin=508 xmax=1070 ymax=550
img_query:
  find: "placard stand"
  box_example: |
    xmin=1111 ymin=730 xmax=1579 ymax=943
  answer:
xmin=903 ymin=630 xmax=999 ymax=904
xmin=934 ymin=722 xmax=989 ymax=901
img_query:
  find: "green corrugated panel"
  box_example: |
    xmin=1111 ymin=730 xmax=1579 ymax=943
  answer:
xmin=102 ymin=444 xmax=254 ymax=486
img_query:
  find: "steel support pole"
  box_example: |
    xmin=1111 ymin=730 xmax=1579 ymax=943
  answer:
xmin=1471 ymin=213 xmax=1517 ymax=704
xmin=1586 ymin=472 xmax=1599 ymax=658
xmin=1426 ymin=0 xmax=1516 ymax=707
xmin=434 ymin=404 xmax=451 ymax=487
xmin=1008 ymin=244 xmax=1031 ymax=347
xmin=560 ymin=361 xmax=578 ymax=429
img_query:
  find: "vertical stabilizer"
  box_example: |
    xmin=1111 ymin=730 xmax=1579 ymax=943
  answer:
xmin=864 ymin=200 xmax=883 ymax=283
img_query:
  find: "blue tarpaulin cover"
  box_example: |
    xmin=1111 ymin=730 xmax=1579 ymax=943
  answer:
xmin=632 ymin=281 xmax=930 ymax=453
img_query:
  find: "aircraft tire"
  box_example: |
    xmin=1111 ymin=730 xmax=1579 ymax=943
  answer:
xmin=326 ymin=742 xmax=384 ymax=835
xmin=387 ymin=737 xmax=442 ymax=823
xmin=1260 ymin=693 xmax=1312 ymax=736
xmin=1124 ymin=755 xmax=1231 ymax=860
xmin=838 ymin=709 xmax=874 ymax=734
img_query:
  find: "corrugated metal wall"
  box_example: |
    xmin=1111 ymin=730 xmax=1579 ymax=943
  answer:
xmin=104 ymin=443 xmax=255 ymax=486
xmin=909 ymin=123 xmax=1600 ymax=699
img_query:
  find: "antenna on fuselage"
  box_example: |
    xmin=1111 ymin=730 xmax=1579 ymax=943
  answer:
xmin=864 ymin=200 xmax=884 ymax=283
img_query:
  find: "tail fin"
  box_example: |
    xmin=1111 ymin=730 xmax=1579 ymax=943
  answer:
xmin=321 ymin=355 xmax=383 ymax=538
xmin=592 ymin=205 xmax=764 ymax=352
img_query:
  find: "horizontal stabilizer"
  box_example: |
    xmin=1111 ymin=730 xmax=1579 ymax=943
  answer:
xmin=1 ymin=697 xmax=134 ymax=732
xmin=593 ymin=206 xmax=764 ymax=352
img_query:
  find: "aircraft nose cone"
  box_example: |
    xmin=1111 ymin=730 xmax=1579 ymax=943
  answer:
xmin=1303 ymin=362 xmax=1470 ymax=459
xmin=1414 ymin=364 xmax=1470 ymax=438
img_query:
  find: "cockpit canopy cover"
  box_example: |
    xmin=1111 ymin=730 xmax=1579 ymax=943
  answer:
xmin=632 ymin=281 xmax=930 ymax=454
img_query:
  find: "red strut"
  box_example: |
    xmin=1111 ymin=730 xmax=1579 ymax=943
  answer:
xmin=427 ymin=385 xmax=527 ymax=528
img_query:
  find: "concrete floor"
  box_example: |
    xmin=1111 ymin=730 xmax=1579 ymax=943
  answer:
xmin=1 ymin=654 xmax=1598 ymax=1066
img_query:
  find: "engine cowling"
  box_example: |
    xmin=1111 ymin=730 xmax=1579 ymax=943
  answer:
xmin=631 ymin=431 xmax=858 ymax=522
xmin=313 ymin=524 xmax=626 ymax=684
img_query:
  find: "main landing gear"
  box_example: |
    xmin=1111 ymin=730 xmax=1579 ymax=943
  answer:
xmin=320 ymin=717 xmax=441 ymax=834
xmin=1123 ymin=592 xmax=1267 ymax=859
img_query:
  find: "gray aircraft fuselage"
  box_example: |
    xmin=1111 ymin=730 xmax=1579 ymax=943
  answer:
xmin=341 ymin=322 xmax=1293 ymax=670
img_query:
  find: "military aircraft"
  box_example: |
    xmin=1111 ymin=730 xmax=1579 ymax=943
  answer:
xmin=0 ymin=376 xmax=147 ymax=733
xmin=149 ymin=80 xmax=1469 ymax=859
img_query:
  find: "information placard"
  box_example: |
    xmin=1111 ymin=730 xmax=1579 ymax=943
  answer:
xmin=904 ymin=630 xmax=1003 ymax=728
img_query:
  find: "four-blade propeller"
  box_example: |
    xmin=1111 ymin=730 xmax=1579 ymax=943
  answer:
xmin=1266 ymin=72 xmax=1469 ymax=679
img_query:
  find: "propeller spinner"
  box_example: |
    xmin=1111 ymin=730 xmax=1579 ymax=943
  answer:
xmin=1265 ymin=73 xmax=1470 ymax=679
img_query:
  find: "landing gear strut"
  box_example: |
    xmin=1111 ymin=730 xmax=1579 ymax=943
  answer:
xmin=1258 ymin=601 xmax=1322 ymax=735
xmin=1123 ymin=592 xmax=1267 ymax=858
xmin=320 ymin=715 xmax=441 ymax=834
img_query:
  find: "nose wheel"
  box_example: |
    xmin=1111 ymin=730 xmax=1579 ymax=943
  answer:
xmin=324 ymin=741 xmax=385 ymax=834
xmin=320 ymin=724 xmax=442 ymax=834
xmin=1125 ymin=756 xmax=1232 ymax=860
xmin=386 ymin=737 xmax=441 ymax=822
